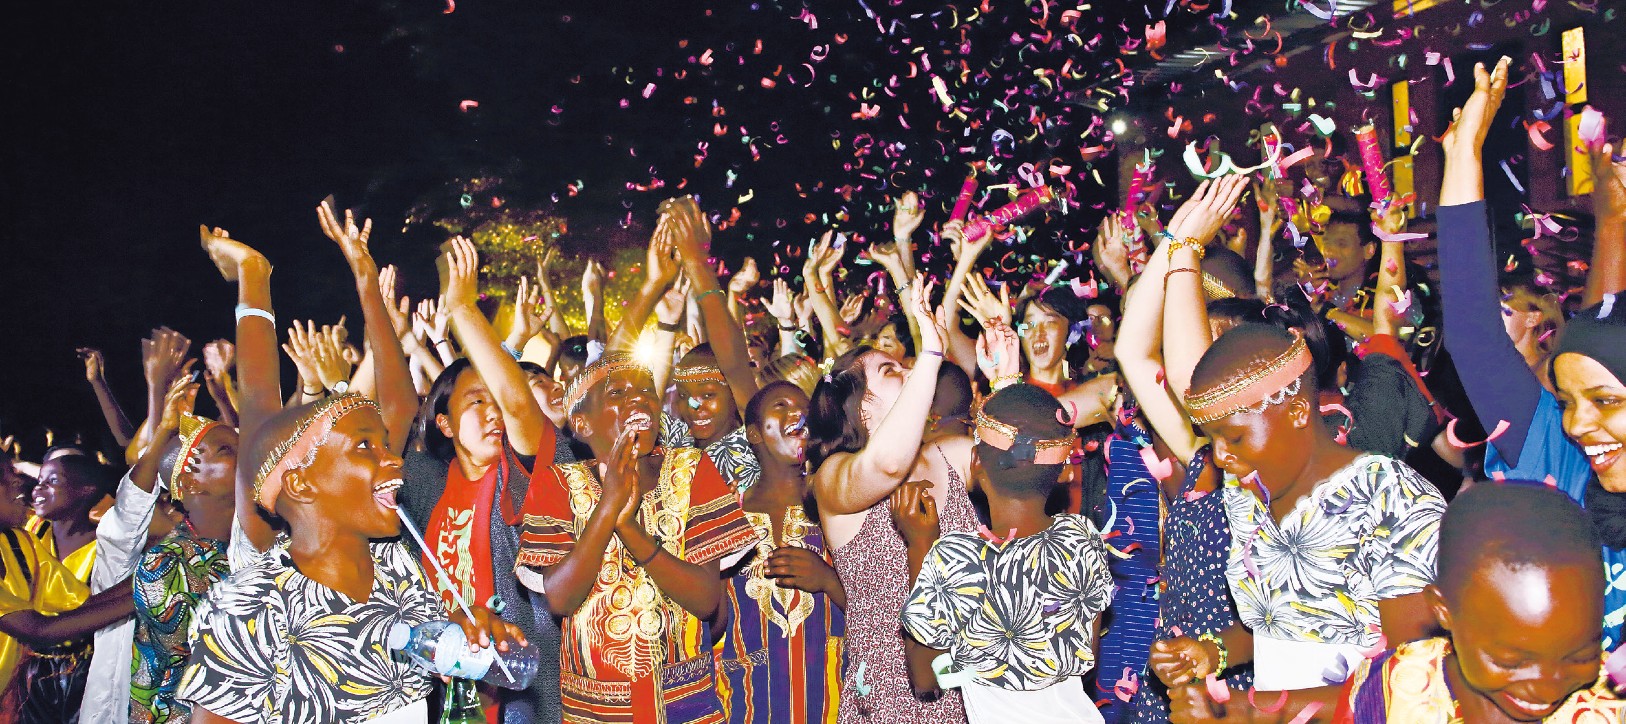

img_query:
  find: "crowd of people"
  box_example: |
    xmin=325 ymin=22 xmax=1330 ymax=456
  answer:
xmin=0 ymin=55 xmax=1624 ymax=724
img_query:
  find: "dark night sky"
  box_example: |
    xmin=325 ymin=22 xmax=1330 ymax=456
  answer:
xmin=0 ymin=0 xmax=1200 ymax=454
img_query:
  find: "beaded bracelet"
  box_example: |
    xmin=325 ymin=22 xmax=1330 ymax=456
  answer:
xmin=1167 ymin=236 xmax=1207 ymax=261
xmin=1198 ymin=632 xmax=1229 ymax=673
xmin=1165 ymin=267 xmax=1199 ymax=284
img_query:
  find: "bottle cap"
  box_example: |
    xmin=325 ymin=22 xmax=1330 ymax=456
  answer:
xmin=387 ymin=622 xmax=411 ymax=651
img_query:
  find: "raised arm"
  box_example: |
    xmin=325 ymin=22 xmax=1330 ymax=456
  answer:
xmin=606 ymin=216 xmax=680 ymax=354
xmin=1253 ymin=179 xmax=1285 ymax=301
xmin=536 ymin=248 xmax=572 ymax=339
xmin=649 ymin=277 xmax=690 ymax=395
xmin=318 ymin=202 xmax=415 ymax=451
xmin=200 ymin=225 xmax=279 ymax=552
xmin=668 ymin=197 xmax=759 ymax=411
xmin=1585 ymin=142 xmax=1626 ymax=306
xmin=761 ymin=279 xmax=803 ymax=357
xmin=1114 ymin=204 xmax=1204 ymax=465
xmin=803 ymin=232 xmax=851 ymax=358
xmin=441 ymin=237 xmax=549 ymax=456
xmin=1436 ymin=57 xmax=1544 ymax=466
xmin=1164 ymin=175 xmax=1251 ymax=398
xmin=582 ymin=261 xmax=608 ymax=343
xmin=200 ymin=340 xmax=240 ymax=429
xmin=124 ymin=328 xmax=193 ymax=465
xmin=811 ymin=279 xmax=946 ymax=516
xmin=77 ymin=348 xmax=135 ymax=447
xmin=1370 ymin=203 xmax=1410 ymax=339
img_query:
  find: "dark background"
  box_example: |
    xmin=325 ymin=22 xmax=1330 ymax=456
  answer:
xmin=3 ymin=0 xmax=1188 ymax=454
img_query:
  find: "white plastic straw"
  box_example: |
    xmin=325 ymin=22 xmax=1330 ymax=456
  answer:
xmin=396 ymin=507 xmax=516 ymax=681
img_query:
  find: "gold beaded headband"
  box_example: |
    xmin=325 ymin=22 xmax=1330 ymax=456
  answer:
xmin=253 ymin=393 xmax=378 ymax=511
xmin=673 ymin=364 xmax=726 ymax=386
xmin=1184 ymin=332 xmax=1312 ymax=426
xmin=973 ymin=410 xmax=1078 ymax=465
xmin=1201 ymin=272 xmax=1236 ymax=301
xmin=564 ymin=354 xmax=652 ymax=416
xmin=170 ymin=413 xmax=226 ymax=502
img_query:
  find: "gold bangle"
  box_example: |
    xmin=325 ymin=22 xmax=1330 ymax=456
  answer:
xmin=1198 ymin=632 xmax=1229 ymax=673
xmin=991 ymin=373 xmax=1023 ymax=390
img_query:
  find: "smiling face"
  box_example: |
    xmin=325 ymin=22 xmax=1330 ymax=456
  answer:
xmin=677 ymin=378 xmax=739 ymax=446
xmin=289 ymin=407 xmax=405 ymax=539
xmin=436 ymin=368 xmax=504 ymax=470
xmin=31 ymin=457 xmax=108 ymax=523
xmin=573 ymin=368 xmax=661 ymax=460
xmin=747 ymin=384 xmax=810 ymax=467
xmin=871 ymin=321 xmax=907 ymax=361
xmin=1443 ymin=562 xmax=1603 ymax=721
xmin=1021 ymin=301 xmax=1068 ymax=373
xmin=1554 ymin=353 xmax=1626 ymax=492
xmin=1315 ymin=221 xmax=1372 ymax=283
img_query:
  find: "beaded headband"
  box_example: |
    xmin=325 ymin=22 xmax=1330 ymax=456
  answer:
xmin=1201 ymin=272 xmax=1236 ymax=301
xmin=673 ymin=363 xmax=726 ymax=386
xmin=170 ymin=413 xmax=226 ymax=502
xmin=252 ymin=393 xmax=378 ymax=511
xmin=973 ymin=410 xmax=1078 ymax=465
xmin=564 ymin=354 xmax=652 ymax=416
xmin=1184 ymin=332 xmax=1312 ymax=426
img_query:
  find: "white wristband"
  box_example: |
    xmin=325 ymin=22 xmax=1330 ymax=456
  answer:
xmin=235 ymin=305 xmax=276 ymax=325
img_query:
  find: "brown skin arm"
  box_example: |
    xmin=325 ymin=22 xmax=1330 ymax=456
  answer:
xmin=617 ymin=524 xmax=725 ymax=621
xmin=535 ymin=501 xmax=621 ymax=617
xmin=0 ymin=577 xmax=135 ymax=647
xmin=190 ymin=708 xmax=245 ymax=724
xmin=1168 ymin=683 xmax=1339 ymax=723
xmin=669 ymin=199 xmax=759 ymax=413
xmin=1377 ymin=591 xmax=1438 ymax=643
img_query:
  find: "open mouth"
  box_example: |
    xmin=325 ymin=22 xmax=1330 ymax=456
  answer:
xmin=1585 ymin=442 xmax=1624 ymax=472
xmin=1499 ymin=691 xmax=1559 ymax=719
xmin=372 ymin=479 xmax=404 ymax=510
xmin=784 ymin=418 xmax=807 ymax=437
xmin=625 ymin=411 xmax=653 ymax=433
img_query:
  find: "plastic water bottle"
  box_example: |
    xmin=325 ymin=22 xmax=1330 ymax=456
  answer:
xmin=387 ymin=620 xmax=539 ymax=690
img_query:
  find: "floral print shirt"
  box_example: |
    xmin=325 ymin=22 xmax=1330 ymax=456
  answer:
xmin=176 ymin=540 xmax=443 ymax=723
xmin=1224 ymin=454 xmax=1445 ymax=647
xmin=901 ymin=514 xmax=1113 ymax=691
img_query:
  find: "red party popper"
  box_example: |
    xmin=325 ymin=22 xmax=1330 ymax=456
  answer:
xmin=950 ymin=171 xmax=979 ymax=222
xmin=1356 ymin=124 xmax=1391 ymax=203
xmin=963 ymin=186 xmax=1056 ymax=244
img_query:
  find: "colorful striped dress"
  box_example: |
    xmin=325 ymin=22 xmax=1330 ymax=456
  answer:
xmin=1096 ymin=423 xmax=1163 ymax=721
xmin=715 ymin=505 xmax=844 ymax=724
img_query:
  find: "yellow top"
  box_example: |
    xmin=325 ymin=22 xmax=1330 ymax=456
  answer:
xmin=0 ymin=518 xmax=96 ymax=695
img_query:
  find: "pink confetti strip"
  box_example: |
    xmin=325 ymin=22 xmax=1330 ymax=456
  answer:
xmin=1445 ymin=418 xmax=1512 ymax=449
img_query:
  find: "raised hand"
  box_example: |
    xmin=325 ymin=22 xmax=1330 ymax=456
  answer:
xmin=908 ymin=274 xmax=947 ymax=356
xmin=378 ymin=265 xmax=413 ymax=341
xmin=602 ymin=425 xmax=644 ymax=532
xmin=441 ymin=237 xmax=481 ymax=313
xmin=728 ymin=257 xmax=760 ymax=295
xmin=156 ymin=374 xmax=200 ymax=438
xmin=646 ymin=216 xmax=682 ymax=289
xmin=142 ymin=328 xmax=194 ymax=393
xmin=976 ymin=322 xmax=1021 ymax=384
xmin=202 ymin=340 xmax=235 ymax=379
xmin=1093 ymin=214 xmax=1133 ymax=290
xmin=582 ymin=259 xmax=605 ymax=300
xmin=812 ymin=231 xmax=843 ymax=280
xmin=663 ymin=196 xmax=713 ymax=259
xmin=1166 ymin=174 xmax=1250 ymax=247
xmin=764 ymin=278 xmax=794 ymax=323
xmin=199 ymin=225 xmax=267 ymax=282
xmin=892 ymin=190 xmax=926 ymax=242
xmin=655 ymin=275 xmax=691 ymax=326
xmin=1595 ymin=141 xmax=1626 ymax=217
xmin=838 ymin=293 xmax=866 ymax=325
xmin=76 ymin=348 xmax=106 ymax=382
xmin=509 ymin=276 xmax=547 ymax=346
xmin=316 ymin=199 xmax=375 ymax=268
xmin=1441 ymin=56 xmax=1511 ymax=159
xmin=959 ymin=272 xmax=1012 ymax=329
xmin=792 ymin=290 xmax=815 ymax=330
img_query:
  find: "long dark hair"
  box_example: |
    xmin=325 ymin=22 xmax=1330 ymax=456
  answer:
xmin=806 ymin=346 xmax=876 ymax=475
xmin=409 ymin=358 xmax=473 ymax=462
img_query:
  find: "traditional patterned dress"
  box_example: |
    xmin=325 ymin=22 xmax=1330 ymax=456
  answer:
xmin=516 ymin=447 xmax=759 ymax=723
xmin=715 ymin=505 xmax=845 ymax=724
xmin=0 ymin=522 xmax=94 ymax=722
xmin=129 ymin=526 xmax=229 ymax=724
xmin=829 ymin=451 xmax=977 ymax=724
xmin=1224 ymin=454 xmax=1444 ymax=690
xmin=1333 ymin=638 xmax=1626 ymax=723
xmin=662 ymin=417 xmax=762 ymax=492
xmin=176 ymin=541 xmax=442 ymax=723
xmin=1127 ymin=448 xmax=1252 ymax=722
xmin=902 ymin=514 xmax=1113 ymax=723
xmin=16 ymin=516 xmax=97 ymax=724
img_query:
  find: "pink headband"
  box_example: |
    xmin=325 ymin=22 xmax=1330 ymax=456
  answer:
xmin=252 ymin=394 xmax=377 ymax=511
xmin=1184 ymin=332 xmax=1313 ymax=426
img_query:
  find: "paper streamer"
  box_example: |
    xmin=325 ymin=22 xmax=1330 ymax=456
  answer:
xmin=1204 ymin=674 xmax=1232 ymax=703
xmin=1445 ymin=418 xmax=1511 ymax=449
xmin=1183 ymin=130 xmax=1285 ymax=179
